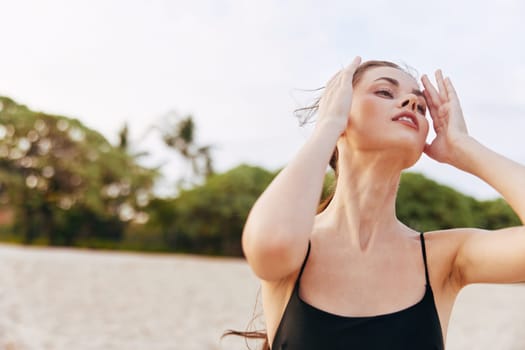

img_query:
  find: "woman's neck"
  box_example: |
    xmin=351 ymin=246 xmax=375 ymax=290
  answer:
xmin=317 ymin=150 xmax=408 ymax=251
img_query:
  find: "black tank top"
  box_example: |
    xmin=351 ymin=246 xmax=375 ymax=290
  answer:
xmin=271 ymin=233 xmax=444 ymax=349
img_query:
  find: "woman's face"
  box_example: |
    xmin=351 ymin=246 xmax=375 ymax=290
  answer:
xmin=345 ymin=66 xmax=429 ymax=164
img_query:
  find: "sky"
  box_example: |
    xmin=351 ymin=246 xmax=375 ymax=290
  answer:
xmin=0 ymin=0 xmax=524 ymax=198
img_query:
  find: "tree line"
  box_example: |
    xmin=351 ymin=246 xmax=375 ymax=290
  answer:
xmin=0 ymin=96 xmax=520 ymax=256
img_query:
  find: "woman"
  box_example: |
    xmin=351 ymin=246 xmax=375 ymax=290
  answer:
xmin=238 ymin=57 xmax=525 ymax=349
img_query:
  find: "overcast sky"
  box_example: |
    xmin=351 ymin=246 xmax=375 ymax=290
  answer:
xmin=0 ymin=0 xmax=524 ymax=198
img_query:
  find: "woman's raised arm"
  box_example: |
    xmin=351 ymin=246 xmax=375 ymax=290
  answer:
xmin=242 ymin=57 xmax=361 ymax=282
xmin=422 ymin=70 xmax=525 ymax=218
xmin=422 ymin=70 xmax=525 ymax=287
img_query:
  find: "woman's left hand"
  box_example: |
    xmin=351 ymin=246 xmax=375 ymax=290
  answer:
xmin=421 ymin=70 xmax=469 ymax=166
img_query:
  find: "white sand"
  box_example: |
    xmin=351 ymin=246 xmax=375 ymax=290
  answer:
xmin=1 ymin=244 xmax=524 ymax=349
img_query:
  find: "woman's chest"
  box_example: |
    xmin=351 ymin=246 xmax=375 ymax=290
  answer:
xmin=298 ymin=247 xmax=427 ymax=317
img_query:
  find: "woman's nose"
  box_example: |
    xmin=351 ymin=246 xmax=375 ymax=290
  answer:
xmin=399 ymin=95 xmax=418 ymax=111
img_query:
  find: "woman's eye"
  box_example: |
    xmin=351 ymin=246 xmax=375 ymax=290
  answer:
xmin=376 ymin=90 xmax=393 ymax=98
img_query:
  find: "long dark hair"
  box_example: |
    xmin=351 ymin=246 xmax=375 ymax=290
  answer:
xmin=222 ymin=287 xmax=270 ymax=349
xmin=223 ymin=60 xmax=403 ymax=350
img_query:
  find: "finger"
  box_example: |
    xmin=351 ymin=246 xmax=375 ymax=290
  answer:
xmin=422 ymin=89 xmax=435 ymax=109
xmin=341 ymin=56 xmax=362 ymax=84
xmin=444 ymin=77 xmax=459 ymax=103
xmin=347 ymin=56 xmax=362 ymax=71
xmin=435 ymin=70 xmax=448 ymax=102
xmin=423 ymin=88 xmax=439 ymax=119
xmin=423 ymin=89 xmax=441 ymax=118
xmin=421 ymin=74 xmax=442 ymax=107
xmin=422 ymin=89 xmax=430 ymax=109
xmin=325 ymin=70 xmax=343 ymax=90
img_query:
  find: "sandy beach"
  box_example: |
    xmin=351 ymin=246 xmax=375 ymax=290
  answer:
xmin=1 ymin=243 xmax=525 ymax=350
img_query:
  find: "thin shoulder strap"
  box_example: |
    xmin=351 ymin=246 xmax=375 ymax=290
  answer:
xmin=296 ymin=240 xmax=311 ymax=285
xmin=419 ymin=232 xmax=430 ymax=286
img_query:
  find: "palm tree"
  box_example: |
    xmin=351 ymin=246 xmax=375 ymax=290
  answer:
xmin=117 ymin=122 xmax=150 ymax=160
xmin=158 ymin=113 xmax=214 ymax=183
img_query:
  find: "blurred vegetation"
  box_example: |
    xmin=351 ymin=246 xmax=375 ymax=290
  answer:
xmin=0 ymin=97 xmax=521 ymax=256
xmin=396 ymin=172 xmax=520 ymax=231
xmin=0 ymin=97 xmax=157 ymax=246
xmin=131 ymin=165 xmax=276 ymax=256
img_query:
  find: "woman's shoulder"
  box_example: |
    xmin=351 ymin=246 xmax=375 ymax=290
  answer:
xmin=422 ymin=228 xmax=476 ymax=262
xmin=421 ymin=228 xmax=483 ymax=290
xmin=423 ymin=227 xmax=484 ymax=246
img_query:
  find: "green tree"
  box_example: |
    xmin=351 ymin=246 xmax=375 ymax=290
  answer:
xmin=396 ymin=172 xmax=519 ymax=231
xmin=154 ymin=164 xmax=275 ymax=256
xmin=158 ymin=112 xmax=214 ymax=186
xmin=0 ymin=96 xmax=157 ymax=245
xmin=472 ymin=198 xmax=520 ymax=229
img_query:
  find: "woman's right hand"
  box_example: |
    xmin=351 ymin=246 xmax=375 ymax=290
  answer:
xmin=316 ymin=56 xmax=362 ymax=134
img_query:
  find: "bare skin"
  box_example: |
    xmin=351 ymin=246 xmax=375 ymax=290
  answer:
xmin=242 ymin=57 xmax=525 ymax=347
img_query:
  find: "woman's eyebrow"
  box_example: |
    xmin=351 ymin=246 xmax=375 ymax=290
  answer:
xmin=374 ymin=77 xmax=424 ymax=97
xmin=375 ymin=77 xmax=399 ymax=86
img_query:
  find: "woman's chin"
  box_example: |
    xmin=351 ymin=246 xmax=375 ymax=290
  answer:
xmin=397 ymin=143 xmax=425 ymax=168
xmin=401 ymin=152 xmax=424 ymax=169
xmin=383 ymin=142 xmax=425 ymax=169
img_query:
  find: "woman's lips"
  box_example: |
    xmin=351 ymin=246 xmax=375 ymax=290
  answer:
xmin=392 ymin=111 xmax=419 ymax=130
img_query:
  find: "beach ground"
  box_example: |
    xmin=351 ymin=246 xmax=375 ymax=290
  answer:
xmin=1 ymin=244 xmax=524 ymax=350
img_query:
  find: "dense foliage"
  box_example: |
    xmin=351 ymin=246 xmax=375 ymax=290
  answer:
xmin=0 ymin=97 xmax=157 ymax=246
xmin=133 ymin=164 xmax=276 ymax=256
xmin=396 ymin=172 xmax=520 ymax=231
